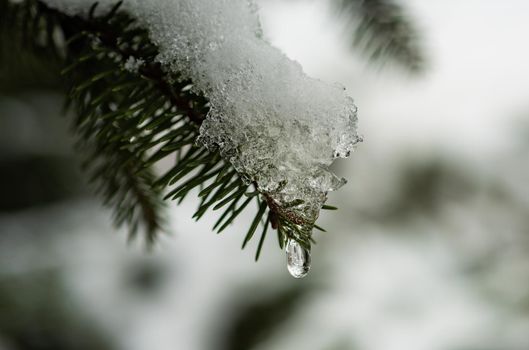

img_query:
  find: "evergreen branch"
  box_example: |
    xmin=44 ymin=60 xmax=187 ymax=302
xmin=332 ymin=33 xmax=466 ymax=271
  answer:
xmin=0 ymin=0 xmax=62 ymax=91
xmin=336 ymin=0 xmax=425 ymax=73
xmin=1 ymin=0 xmax=328 ymax=256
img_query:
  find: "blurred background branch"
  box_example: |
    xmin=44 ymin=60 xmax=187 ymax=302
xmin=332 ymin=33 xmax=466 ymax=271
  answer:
xmin=334 ymin=0 xmax=425 ymax=73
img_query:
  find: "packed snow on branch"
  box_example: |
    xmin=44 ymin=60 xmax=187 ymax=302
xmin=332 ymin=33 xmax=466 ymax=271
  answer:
xmin=41 ymin=0 xmax=361 ymax=222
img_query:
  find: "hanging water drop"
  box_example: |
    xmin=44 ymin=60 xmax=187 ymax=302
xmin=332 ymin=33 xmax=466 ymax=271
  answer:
xmin=285 ymin=239 xmax=311 ymax=278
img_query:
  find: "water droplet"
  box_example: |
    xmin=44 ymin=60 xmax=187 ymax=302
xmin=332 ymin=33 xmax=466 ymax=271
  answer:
xmin=286 ymin=239 xmax=311 ymax=278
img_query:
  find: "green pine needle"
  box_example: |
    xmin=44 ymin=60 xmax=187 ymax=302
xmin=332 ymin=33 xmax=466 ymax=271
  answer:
xmin=242 ymin=200 xmax=268 ymax=249
xmin=254 ymin=213 xmax=270 ymax=261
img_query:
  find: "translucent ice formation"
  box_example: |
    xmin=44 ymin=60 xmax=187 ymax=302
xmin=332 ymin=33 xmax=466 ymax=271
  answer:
xmin=42 ymin=0 xmax=361 ymax=222
xmin=286 ymin=239 xmax=311 ymax=278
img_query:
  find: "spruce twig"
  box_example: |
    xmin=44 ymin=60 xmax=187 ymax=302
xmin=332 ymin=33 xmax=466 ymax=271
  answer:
xmin=1 ymin=0 xmax=325 ymax=257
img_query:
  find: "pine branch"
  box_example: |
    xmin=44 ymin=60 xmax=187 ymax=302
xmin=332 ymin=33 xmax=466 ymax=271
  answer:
xmin=2 ymin=0 xmax=327 ymax=257
xmin=0 ymin=0 xmax=62 ymax=91
xmin=336 ymin=0 xmax=425 ymax=73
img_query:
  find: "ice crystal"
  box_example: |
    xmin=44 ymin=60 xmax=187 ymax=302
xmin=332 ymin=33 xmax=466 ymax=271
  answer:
xmin=41 ymin=0 xmax=361 ymax=221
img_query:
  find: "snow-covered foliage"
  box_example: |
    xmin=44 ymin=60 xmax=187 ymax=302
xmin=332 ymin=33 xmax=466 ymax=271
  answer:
xmin=41 ymin=0 xmax=361 ymax=221
xmin=123 ymin=56 xmax=145 ymax=73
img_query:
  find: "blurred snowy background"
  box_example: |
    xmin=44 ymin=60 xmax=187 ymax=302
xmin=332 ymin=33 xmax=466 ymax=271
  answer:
xmin=2 ymin=0 xmax=529 ymax=349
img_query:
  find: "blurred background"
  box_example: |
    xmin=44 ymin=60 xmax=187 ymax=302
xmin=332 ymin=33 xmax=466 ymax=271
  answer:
xmin=2 ymin=0 xmax=529 ymax=349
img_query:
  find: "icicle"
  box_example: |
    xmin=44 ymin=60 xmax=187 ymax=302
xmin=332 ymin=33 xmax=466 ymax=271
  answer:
xmin=286 ymin=239 xmax=311 ymax=278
